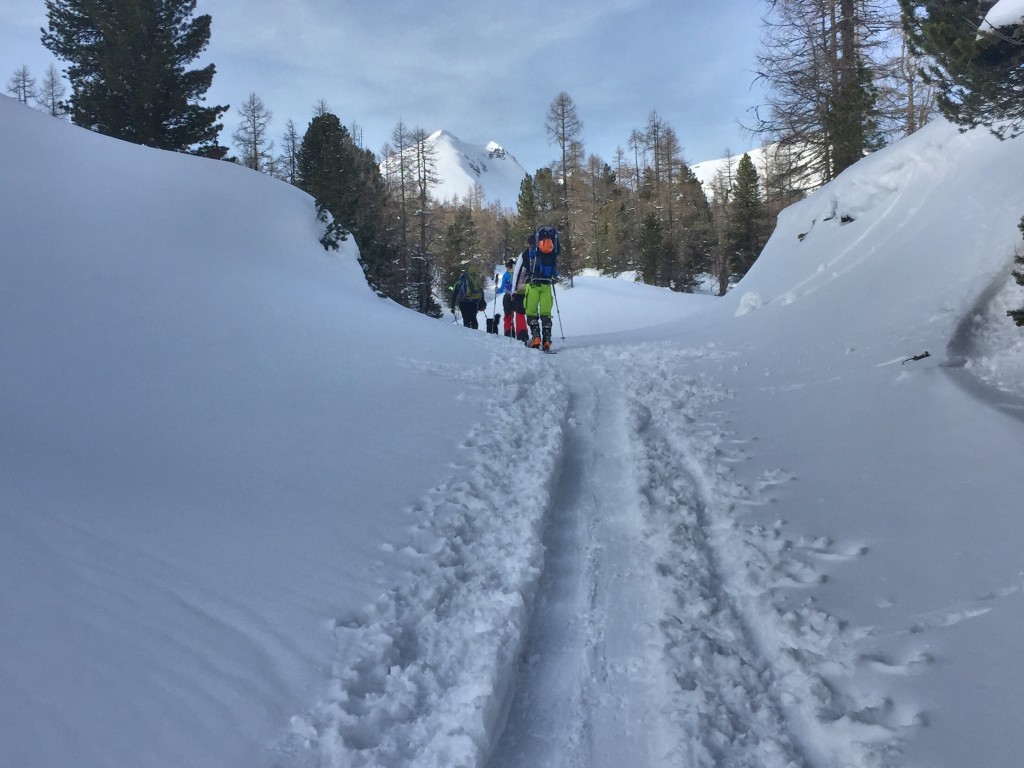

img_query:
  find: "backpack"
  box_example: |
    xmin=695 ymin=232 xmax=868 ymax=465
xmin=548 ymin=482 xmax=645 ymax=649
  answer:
xmin=456 ymin=269 xmax=483 ymax=302
xmin=529 ymin=225 xmax=560 ymax=283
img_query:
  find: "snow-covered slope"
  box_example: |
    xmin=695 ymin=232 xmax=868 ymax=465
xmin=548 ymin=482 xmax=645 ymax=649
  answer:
xmin=427 ymin=129 xmax=527 ymax=208
xmin=4 ymin=91 xmax=1024 ymax=768
xmin=691 ymin=144 xmax=771 ymax=191
xmin=692 ymin=142 xmax=822 ymax=197
xmin=0 ymin=96 xmax=521 ymax=768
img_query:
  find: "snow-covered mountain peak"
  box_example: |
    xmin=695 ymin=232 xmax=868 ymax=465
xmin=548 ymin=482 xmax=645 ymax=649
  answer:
xmin=426 ymin=130 xmax=526 ymax=209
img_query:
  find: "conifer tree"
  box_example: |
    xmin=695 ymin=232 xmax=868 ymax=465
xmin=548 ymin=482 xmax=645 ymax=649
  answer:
xmin=409 ymin=128 xmax=441 ymax=316
xmin=754 ymin=0 xmax=886 ymax=181
xmin=440 ymin=206 xmax=482 ymax=294
xmin=276 ymin=120 xmax=301 ymax=185
xmin=384 ymin=120 xmax=415 ymax=277
xmin=298 ymin=111 xmax=398 ymax=302
xmin=37 ymin=63 xmax=69 ymax=118
xmin=637 ymin=214 xmax=665 ymax=286
xmin=582 ymin=158 xmax=621 ymax=274
xmin=546 ymin=91 xmax=584 ymax=282
xmin=674 ymin=166 xmax=713 ymax=292
xmin=626 ymin=112 xmax=710 ymax=291
xmin=515 ymin=173 xmax=540 ymax=243
xmin=901 ymin=0 xmax=1024 ymax=138
xmin=232 ymin=92 xmax=274 ymax=172
xmin=6 ymin=66 xmax=36 ymax=104
xmin=516 ymin=168 xmax=560 ymax=245
xmin=298 ymin=113 xmax=349 ymax=251
xmin=42 ymin=0 xmax=228 ymax=155
xmin=727 ymin=154 xmax=769 ymax=282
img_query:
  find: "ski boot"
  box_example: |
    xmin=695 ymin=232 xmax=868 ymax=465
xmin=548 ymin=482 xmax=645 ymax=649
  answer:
xmin=540 ymin=316 xmax=552 ymax=352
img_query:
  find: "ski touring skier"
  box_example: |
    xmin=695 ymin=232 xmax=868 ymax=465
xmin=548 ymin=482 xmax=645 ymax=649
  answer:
xmin=496 ymin=259 xmax=515 ymax=336
xmin=521 ymin=225 xmax=560 ymax=350
xmin=509 ymin=235 xmax=534 ymax=344
xmin=486 ymin=265 xmax=507 ymax=335
xmin=450 ymin=262 xmax=485 ymax=329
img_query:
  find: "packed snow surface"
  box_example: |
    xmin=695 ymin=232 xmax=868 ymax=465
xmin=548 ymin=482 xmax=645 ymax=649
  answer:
xmin=2 ymin=95 xmax=1024 ymax=768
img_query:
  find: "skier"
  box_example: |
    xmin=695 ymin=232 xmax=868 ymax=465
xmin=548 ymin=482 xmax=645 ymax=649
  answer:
xmin=497 ymin=259 xmax=514 ymax=336
xmin=486 ymin=265 xmax=506 ymax=335
xmin=522 ymin=225 xmax=560 ymax=350
xmin=450 ymin=262 xmax=484 ymax=329
xmin=508 ymin=235 xmax=534 ymax=344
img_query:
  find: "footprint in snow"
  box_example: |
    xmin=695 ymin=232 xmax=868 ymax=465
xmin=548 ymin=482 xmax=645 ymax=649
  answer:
xmin=857 ymin=649 xmax=934 ymax=676
xmin=803 ymin=536 xmax=869 ymax=562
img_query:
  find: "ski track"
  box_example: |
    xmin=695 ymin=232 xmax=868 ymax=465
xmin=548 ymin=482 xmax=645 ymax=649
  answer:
xmin=272 ymin=348 xmax=568 ymax=768
xmin=274 ymin=341 xmax=917 ymax=768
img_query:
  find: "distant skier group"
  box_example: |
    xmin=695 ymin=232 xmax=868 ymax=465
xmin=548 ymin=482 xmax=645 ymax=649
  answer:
xmin=449 ymin=225 xmax=561 ymax=352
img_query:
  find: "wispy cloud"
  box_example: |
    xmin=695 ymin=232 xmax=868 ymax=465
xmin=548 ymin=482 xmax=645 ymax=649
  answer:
xmin=2 ymin=0 xmax=763 ymax=170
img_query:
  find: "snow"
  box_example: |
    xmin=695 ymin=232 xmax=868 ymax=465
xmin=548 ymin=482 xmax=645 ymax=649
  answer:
xmin=983 ymin=0 xmax=1024 ymax=32
xmin=425 ymin=130 xmax=527 ymax=209
xmin=691 ymin=145 xmax=772 ymax=192
xmin=692 ymin=143 xmax=822 ymax=199
xmin=3 ymin=92 xmax=1024 ymax=768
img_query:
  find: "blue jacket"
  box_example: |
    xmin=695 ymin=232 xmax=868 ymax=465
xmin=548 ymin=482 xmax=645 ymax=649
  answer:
xmin=497 ymin=270 xmax=512 ymax=296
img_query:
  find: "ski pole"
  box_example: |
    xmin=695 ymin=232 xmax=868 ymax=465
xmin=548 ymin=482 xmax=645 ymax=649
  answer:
xmin=552 ymin=282 xmax=565 ymax=340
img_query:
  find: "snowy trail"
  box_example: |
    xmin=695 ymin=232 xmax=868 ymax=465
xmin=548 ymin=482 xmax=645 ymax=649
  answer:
xmin=487 ymin=342 xmax=910 ymax=768
xmin=272 ymin=349 xmax=570 ymax=768
xmin=487 ymin=362 xmax=665 ymax=768
xmin=605 ymin=345 xmax=807 ymax=768
xmin=275 ymin=341 xmax=911 ymax=768
xmin=488 ymin=345 xmax=810 ymax=768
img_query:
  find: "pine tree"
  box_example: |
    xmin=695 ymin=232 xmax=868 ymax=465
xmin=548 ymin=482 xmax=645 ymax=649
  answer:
xmin=901 ymin=0 xmax=1024 ymax=138
xmin=674 ymin=166 xmax=713 ymax=292
xmin=727 ymin=153 xmax=769 ymax=283
xmin=440 ymin=206 xmax=482 ymax=294
xmin=624 ymin=112 xmax=710 ymax=292
xmin=299 ymin=111 xmax=399 ymax=300
xmin=637 ymin=213 xmax=665 ymax=286
xmin=582 ymin=158 xmax=621 ymax=274
xmin=515 ymin=173 xmax=539 ymax=243
xmin=42 ymin=0 xmax=228 ymax=155
xmin=298 ymin=112 xmax=359 ymax=258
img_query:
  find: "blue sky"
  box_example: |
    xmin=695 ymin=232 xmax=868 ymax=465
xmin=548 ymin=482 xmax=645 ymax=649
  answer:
xmin=2 ymin=0 xmax=766 ymax=172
